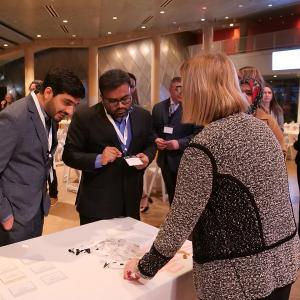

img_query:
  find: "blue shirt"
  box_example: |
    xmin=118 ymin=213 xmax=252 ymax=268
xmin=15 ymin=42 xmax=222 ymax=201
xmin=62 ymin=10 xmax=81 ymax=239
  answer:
xmin=95 ymin=115 xmax=132 ymax=168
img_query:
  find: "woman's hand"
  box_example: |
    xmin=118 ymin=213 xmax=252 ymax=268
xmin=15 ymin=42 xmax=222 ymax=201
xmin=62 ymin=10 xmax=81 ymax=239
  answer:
xmin=123 ymin=258 xmax=140 ymax=281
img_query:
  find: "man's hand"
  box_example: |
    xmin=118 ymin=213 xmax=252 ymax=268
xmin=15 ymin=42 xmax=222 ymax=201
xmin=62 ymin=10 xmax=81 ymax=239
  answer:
xmin=101 ymin=147 xmax=122 ymax=165
xmin=1 ymin=215 xmax=14 ymax=231
xmin=155 ymin=138 xmax=167 ymax=150
xmin=165 ymin=139 xmax=179 ymax=150
xmin=134 ymin=153 xmax=149 ymax=170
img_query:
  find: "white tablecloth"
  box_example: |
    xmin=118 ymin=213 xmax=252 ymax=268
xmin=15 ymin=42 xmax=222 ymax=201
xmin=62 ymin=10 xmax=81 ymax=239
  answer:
xmin=0 ymin=218 xmax=196 ymax=300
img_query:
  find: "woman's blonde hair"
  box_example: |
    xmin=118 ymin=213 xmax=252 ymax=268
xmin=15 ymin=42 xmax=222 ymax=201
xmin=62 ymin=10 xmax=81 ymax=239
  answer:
xmin=181 ymin=52 xmax=247 ymax=126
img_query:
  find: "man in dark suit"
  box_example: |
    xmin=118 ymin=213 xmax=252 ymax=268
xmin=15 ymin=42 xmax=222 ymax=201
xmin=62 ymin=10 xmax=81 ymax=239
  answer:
xmin=62 ymin=69 xmax=156 ymax=225
xmin=152 ymin=77 xmax=200 ymax=205
xmin=0 ymin=68 xmax=85 ymax=246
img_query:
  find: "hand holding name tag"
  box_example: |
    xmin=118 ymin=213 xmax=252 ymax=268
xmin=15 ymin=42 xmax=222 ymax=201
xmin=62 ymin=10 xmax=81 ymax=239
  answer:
xmin=155 ymin=138 xmax=167 ymax=150
xmin=165 ymin=139 xmax=179 ymax=150
xmin=124 ymin=153 xmax=148 ymax=169
xmin=101 ymin=146 xmax=122 ymax=165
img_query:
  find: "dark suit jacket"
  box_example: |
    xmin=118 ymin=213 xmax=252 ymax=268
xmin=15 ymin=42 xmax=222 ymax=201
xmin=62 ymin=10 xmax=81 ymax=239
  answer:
xmin=62 ymin=103 xmax=156 ymax=220
xmin=0 ymin=95 xmax=57 ymax=225
xmin=152 ymin=98 xmax=201 ymax=173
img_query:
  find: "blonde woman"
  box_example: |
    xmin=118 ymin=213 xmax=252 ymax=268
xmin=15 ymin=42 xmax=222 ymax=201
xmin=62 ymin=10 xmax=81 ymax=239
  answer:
xmin=124 ymin=53 xmax=300 ymax=300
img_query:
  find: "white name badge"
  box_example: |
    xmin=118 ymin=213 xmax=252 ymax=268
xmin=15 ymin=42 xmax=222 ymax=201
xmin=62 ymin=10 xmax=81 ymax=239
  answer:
xmin=124 ymin=156 xmax=144 ymax=166
xmin=163 ymin=126 xmax=173 ymax=134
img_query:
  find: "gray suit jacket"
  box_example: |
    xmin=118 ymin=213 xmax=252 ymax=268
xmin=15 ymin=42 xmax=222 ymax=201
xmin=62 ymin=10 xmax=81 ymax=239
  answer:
xmin=0 ymin=95 xmax=57 ymax=225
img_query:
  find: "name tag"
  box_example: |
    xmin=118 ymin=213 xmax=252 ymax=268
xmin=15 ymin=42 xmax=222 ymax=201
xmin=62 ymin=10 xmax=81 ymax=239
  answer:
xmin=124 ymin=156 xmax=143 ymax=166
xmin=163 ymin=126 xmax=173 ymax=134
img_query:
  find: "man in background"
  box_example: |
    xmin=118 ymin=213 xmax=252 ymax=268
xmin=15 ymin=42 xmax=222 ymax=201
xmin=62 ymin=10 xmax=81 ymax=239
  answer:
xmin=63 ymin=69 xmax=156 ymax=224
xmin=0 ymin=68 xmax=85 ymax=246
xmin=152 ymin=77 xmax=201 ymax=205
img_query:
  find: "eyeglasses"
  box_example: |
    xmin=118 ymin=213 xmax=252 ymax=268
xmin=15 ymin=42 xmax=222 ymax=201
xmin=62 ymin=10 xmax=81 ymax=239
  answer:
xmin=175 ymin=85 xmax=182 ymax=92
xmin=102 ymin=95 xmax=132 ymax=107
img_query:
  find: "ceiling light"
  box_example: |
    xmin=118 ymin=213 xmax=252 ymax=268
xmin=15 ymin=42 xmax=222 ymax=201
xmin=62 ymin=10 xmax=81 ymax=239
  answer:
xmin=273 ymin=75 xmax=277 ymax=78
xmin=225 ymin=16 xmax=229 ymax=19
xmin=113 ymin=16 xmax=118 ymax=20
xmin=36 ymin=34 xmax=42 ymax=38
xmin=72 ymin=34 xmax=76 ymax=37
xmin=201 ymin=18 xmax=206 ymax=21
xmin=268 ymin=4 xmax=273 ymax=7
xmin=202 ymin=6 xmax=207 ymax=10
xmin=63 ymin=20 xmax=68 ymax=23
xmin=107 ymin=31 xmax=112 ymax=35
xmin=238 ymin=4 xmax=243 ymax=8
xmin=172 ymin=21 xmax=177 ymax=24
xmin=141 ymin=25 xmax=146 ymax=29
xmin=3 ymin=44 xmax=8 ymax=47
xmin=160 ymin=10 xmax=165 ymax=14
xmin=229 ymin=23 xmax=234 ymax=27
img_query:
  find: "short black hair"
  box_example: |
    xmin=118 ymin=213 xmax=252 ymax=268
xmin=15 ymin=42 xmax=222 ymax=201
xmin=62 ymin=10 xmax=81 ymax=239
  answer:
xmin=41 ymin=68 xmax=85 ymax=99
xmin=99 ymin=69 xmax=130 ymax=95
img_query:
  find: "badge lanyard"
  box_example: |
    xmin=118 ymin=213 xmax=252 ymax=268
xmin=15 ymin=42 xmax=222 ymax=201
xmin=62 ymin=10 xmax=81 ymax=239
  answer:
xmin=31 ymin=92 xmax=54 ymax=182
xmin=104 ymin=107 xmax=130 ymax=151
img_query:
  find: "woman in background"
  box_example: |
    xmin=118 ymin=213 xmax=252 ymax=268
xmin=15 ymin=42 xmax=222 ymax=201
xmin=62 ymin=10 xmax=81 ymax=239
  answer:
xmin=0 ymin=93 xmax=14 ymax=111
xmin=239 ymin=68 xmax=285 ymax=154
xmin=124 ymin=53 xmax=300 ymax=300
xmin=262 ymin=84 xmax=284 ymax=131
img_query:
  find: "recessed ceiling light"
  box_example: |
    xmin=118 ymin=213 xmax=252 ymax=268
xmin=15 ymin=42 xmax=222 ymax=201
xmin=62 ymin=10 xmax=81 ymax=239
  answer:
xmin=141 ymin=25 xmax=146 ymax=29
xmin=268 ymin=4 xmax=273 ymax=7
xmin=113 ymin=16 xmax=118 ymax=20
xmin=36 ymin=34 xmax=42 ymax=38
xmin=107 ymin=31 xmax=112 ymax=35
xmin=160 ymin=10 xmax=165 ymax=14
xmin=172 ymin=21 xmax=177 ymax=24
xmin=238 ymin=4 xmax=243 ymax=8
xmin=72 ymin=34 xmax=76 ymax=37
xmin=201 ymin=18 xmax=206 ymax=21
xmin=63 ymin=20 xmax=68 ymax=23
xmin=229 ymin=23 xmax=234 ymax=27
xmin=273 ymin=75 xmax=277 ymax=78
xmin=225 ymin=16 xmax=229 ymax=19
xmin=3 ymin=44 xmax=8 ymax=47
xmin=202 ymin=6 xmax=207 ymax=10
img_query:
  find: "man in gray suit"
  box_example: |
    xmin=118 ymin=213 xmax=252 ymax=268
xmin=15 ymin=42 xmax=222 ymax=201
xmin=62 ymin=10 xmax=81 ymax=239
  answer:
xmin=0 ymin=68 xmax=85 ymax=246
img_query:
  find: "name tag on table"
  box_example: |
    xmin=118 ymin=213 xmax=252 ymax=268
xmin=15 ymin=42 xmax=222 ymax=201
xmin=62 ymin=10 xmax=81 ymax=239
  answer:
xmin=163 ymin=126 xmax=173 ymax=134
xmin=124 ymin=156 xmax=144 ymax=166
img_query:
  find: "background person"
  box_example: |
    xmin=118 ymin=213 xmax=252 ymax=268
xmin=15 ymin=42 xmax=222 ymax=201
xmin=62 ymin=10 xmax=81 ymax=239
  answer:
xmin=152 ymin=76 xmax=200 ymax=205
xmin=124 ymin=53 xmax=300 ymax=300
xmin=0 ymin=93 xmax=14 ymax=111
xmin=262 ymin=84 xmax=284 ymax=131
xmin=239 ymin=68 xmax=285 ymax=154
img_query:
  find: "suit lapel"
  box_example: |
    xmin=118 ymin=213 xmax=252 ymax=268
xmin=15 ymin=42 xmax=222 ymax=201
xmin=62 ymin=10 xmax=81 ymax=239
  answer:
xmin=27 ymin=96 xmax=48 ymax=160
xmin=97 ymin=103 xmax=123 ymax=151
xmin=163 ymin=98 xmax=170 ymax=125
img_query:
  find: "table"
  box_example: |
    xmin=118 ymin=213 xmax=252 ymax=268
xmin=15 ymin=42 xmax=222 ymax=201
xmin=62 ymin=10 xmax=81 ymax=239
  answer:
xmin=0 ymin=218 xmax=196 ymax=300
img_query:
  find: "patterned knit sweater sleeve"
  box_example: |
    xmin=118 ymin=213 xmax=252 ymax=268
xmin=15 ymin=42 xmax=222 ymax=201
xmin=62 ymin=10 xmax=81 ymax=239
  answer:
xmin=138 ymin=146 xmax=213 ymax=278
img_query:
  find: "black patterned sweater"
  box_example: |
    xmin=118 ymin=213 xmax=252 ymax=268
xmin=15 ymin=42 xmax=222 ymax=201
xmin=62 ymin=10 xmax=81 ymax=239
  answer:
xmin=138 ymin=113 xmax=300 ymax=299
